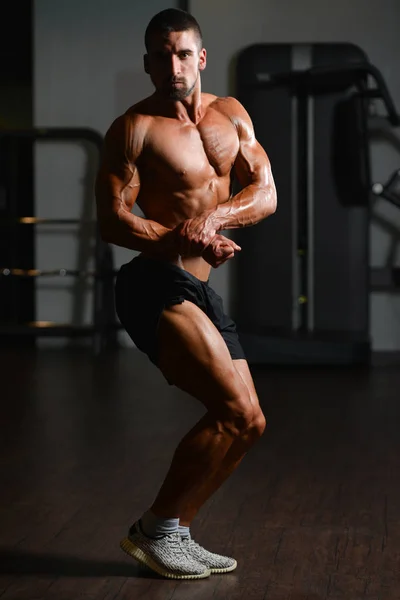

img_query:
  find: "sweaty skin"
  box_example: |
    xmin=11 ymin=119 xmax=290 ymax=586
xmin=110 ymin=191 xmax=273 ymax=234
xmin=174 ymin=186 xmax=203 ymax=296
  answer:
xmin=95 ymin=32 xmax=276 ymax=281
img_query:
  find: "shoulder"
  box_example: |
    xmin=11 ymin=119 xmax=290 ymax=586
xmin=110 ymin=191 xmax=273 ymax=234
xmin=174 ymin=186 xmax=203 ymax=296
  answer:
xmin=104 ymin=101 xmax=153 ymax=159
xmin=106 ymin=101 xmax=152 ymax=140
xmin=208 ymin=95 xmax=254 ymax=137
xmin=208 ymin=95 xmax=249 ymax=117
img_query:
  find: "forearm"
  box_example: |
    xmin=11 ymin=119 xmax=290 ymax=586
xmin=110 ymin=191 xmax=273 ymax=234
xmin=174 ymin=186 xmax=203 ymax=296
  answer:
xmin=100 ymin=208 xmax=174 ymax=255
xmin=214 ymin=183 xmax=277 ymax=230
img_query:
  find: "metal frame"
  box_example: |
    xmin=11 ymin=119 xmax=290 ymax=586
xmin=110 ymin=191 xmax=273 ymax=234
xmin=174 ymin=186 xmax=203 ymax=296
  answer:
xmin=245 ymin=59 xmax=400 ymax=313
xmin=0 ymin=127 xmax=118 ymax=353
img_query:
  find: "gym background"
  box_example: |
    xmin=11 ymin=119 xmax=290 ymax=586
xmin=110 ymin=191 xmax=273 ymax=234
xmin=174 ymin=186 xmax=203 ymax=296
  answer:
xmin=1 ymin=0 xmax=399 ymax=357
xmin=1 ymin=1 xmax=400 ymax=599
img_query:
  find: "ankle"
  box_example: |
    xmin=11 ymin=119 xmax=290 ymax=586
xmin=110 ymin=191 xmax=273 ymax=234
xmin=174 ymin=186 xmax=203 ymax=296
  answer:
xmin=178 ymin=524 xmax=191 ymax=539
xmin=138 ymin=509 xmax=179 ymax=538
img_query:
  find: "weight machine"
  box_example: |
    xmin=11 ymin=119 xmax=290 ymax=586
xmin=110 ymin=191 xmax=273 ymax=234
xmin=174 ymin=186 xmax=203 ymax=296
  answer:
xmin=233 ymin=43 xmax=400 ymax=365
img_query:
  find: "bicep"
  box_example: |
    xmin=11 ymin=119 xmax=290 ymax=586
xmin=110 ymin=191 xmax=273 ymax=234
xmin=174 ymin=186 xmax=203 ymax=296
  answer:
xmin=231 ymin=101 xmax=272 ymax=189
xmin=234 ymin=137 xmax=272 ymax=189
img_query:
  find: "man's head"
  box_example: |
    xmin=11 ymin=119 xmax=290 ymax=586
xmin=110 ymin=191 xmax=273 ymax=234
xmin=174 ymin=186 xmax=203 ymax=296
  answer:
xmin=144 ymin=9 xmax=206 ymax=101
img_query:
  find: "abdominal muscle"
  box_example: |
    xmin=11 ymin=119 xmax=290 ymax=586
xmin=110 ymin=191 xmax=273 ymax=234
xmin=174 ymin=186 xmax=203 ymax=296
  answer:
xmin=137 ymin=179 xmax=232 ymax=282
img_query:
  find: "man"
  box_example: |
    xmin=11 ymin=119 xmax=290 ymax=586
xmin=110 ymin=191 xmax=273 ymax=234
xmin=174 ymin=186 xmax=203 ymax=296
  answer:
xmin=95 ymin=8 xmax=277 ymax=581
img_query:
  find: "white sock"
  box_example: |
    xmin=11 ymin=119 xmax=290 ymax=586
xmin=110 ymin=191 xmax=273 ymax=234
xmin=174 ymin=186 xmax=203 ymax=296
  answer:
xmin=178 ymin=524 xmax=191 ymax=539
xmin=139 ymin=510 xmax=179 ymax=539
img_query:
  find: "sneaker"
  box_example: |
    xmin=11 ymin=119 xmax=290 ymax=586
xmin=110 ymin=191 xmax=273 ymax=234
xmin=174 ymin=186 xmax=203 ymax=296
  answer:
xmin=120 ymin=522 xmax=211 ymax=580
xmin=181 ymin=534 xmax=237 ymax=574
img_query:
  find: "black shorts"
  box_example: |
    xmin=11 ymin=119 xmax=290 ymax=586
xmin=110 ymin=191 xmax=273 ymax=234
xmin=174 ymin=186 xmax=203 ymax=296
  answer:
xmin=114 ymin=255 xmax=246 ymax=367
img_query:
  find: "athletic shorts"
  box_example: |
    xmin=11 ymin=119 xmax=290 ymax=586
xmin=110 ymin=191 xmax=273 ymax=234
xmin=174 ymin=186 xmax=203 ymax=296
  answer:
xmin=114 ymin=255 xmax=246 ymax=368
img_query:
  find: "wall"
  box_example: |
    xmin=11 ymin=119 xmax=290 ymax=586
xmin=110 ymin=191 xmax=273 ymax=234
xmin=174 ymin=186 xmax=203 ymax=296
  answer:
xmin=191 ymin=0 xmax=400 ymax=351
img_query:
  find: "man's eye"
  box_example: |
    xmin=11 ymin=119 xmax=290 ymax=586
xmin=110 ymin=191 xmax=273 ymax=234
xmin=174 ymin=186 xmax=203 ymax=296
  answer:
xmin=180 ymin=53 xmax=190 ymax=59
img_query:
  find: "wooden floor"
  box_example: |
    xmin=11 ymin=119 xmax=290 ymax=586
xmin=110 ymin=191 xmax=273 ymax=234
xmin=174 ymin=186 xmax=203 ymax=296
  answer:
xmin=1 ymin=346 xmax=400 ymax=600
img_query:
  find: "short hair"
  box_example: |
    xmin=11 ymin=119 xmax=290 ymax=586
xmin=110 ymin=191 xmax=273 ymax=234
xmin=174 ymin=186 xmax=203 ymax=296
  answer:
xmin=144 ymin=8 xmax=203 ymax=51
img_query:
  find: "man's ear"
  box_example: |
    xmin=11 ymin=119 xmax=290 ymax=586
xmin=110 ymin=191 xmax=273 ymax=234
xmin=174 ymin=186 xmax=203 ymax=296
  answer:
xmin=199 ymin=48 xmax=207 ymax=71
xmin=144 ymin=54 xmax=149 ymax=74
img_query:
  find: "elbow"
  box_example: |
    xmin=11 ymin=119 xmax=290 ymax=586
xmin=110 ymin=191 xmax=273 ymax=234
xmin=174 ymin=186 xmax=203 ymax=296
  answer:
xmin=100 ymin=230 xmax=112 ymax=244
xmin=98 ymin=220 xmax=114 ymax=244
xmin=96 ymin=208 xmax=121 ymax=245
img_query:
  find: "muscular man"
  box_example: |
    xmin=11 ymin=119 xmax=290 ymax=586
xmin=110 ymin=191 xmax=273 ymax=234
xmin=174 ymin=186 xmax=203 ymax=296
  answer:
xmin=95 ymin=8 xmax=276 ymax=581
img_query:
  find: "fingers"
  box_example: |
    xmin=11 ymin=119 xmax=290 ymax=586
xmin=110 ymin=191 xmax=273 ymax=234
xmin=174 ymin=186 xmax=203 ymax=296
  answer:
xmin=174 ymin=219 xmax=242 ymax=262
xmin=230 ymin=241 xmax=241 ymax=251
xmin=212 ymin=234 xmax=241 ymax=252
xmin=212 ymin=240 xmax=241 ymax=256
xmin=174 ymin=213 xmax=221 ymax=257
xmin=202 ymin=242 xmax=238 ymax=268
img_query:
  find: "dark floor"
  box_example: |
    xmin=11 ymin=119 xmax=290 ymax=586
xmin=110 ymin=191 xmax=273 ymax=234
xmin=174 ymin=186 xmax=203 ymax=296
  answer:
xmin=0 ymin=346 xmax=400 ymax=600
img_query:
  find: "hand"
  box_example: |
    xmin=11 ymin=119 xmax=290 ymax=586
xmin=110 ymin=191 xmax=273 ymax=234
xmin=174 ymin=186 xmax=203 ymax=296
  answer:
xmin=202 ymin=234 xmax=241 ymax=268
xmin=174 ymin=210 xmax=221 ymax=257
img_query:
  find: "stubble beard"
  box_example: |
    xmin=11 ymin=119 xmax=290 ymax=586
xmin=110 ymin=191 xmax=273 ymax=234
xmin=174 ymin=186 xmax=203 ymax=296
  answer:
xmin=168 ymin=80 xmax=196 ymax=100
xmin=165 ymin=72 xmax=199 ymax=101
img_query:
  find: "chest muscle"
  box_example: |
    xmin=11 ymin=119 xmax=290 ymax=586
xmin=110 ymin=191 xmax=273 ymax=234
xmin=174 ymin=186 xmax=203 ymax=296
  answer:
xmin=141 ymin=111 xmax=239 ymax=186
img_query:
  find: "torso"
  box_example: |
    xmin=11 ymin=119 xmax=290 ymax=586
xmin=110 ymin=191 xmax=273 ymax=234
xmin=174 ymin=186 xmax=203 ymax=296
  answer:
xmin=126 ymin=93 xmax=240 ymax=279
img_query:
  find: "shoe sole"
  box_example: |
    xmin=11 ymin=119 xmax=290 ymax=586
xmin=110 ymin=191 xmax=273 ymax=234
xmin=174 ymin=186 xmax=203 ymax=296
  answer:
xmin=210 ymin=560 xmax=237 ymax=574
xmin=120 ymin=537 xmax=211 ymax=580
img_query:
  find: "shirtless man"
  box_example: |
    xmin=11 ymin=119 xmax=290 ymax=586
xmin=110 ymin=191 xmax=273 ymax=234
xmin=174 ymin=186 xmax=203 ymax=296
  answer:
xmin=95 ymin=8 xmax=277 ymax=580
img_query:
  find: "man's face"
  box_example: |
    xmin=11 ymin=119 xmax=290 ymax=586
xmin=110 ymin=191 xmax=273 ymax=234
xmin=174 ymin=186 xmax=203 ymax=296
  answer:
xmin=145 ymin=29 xmax=206 ymax=100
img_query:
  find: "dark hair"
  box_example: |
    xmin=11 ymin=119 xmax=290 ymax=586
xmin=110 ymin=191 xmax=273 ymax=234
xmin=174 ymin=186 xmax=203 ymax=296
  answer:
xmin=144 ymin=8 xmax=203 ymax=51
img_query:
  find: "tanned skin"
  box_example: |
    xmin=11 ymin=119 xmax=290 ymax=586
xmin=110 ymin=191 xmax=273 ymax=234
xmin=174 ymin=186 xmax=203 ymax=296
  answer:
xmin=95 ymin=28 xmax=277 ymax=526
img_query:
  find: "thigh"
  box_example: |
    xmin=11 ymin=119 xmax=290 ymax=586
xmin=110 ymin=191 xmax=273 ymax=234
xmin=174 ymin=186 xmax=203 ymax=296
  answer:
xmin=157 ymin=300 xmax=251 ymax=417
xmin=203 ymin=284 xmax=246 ymax=361
xmin=233 ymin=359 xmax=260 ymax=411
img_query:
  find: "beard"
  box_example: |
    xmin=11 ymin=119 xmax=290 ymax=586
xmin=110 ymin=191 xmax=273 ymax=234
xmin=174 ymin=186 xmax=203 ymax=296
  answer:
xmin=162 ymin=73 xmax=198 ymax=101
xmin=167 ymin=80 xmax=196 ymax=100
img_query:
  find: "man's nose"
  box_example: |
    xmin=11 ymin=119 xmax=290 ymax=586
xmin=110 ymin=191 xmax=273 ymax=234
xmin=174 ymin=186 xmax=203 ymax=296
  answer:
xmin=169 ymin=55 xmax=181 ymax=76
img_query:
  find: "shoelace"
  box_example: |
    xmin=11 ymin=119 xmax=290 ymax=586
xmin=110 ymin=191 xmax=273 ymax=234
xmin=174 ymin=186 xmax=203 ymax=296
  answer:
xmin=185 ymin=538 xmax=203 ymax=553
xmin=164 ymin=533 xmax=188 ymax=557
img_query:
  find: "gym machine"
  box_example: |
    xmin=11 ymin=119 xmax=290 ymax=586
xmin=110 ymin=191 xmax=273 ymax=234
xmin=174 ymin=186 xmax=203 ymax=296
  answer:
xmin=233 ymin=43 xmax=400 ymax=365
xmin=0 ymin=128 xmax=118 ymax=354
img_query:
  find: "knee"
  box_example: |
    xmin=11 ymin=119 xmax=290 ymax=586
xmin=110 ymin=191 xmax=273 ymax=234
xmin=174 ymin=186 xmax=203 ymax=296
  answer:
xmin=223 ymin=402 xmax=267 ymax=443
xmin=250 ymin=409 xmax=267 ymax=440
xmin=226 ymin=406 xmax=254 ymax=438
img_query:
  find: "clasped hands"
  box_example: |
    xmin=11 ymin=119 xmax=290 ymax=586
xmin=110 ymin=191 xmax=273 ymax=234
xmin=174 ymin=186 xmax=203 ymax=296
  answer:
xmin=171 ymin=209 xmax=241 ymax=268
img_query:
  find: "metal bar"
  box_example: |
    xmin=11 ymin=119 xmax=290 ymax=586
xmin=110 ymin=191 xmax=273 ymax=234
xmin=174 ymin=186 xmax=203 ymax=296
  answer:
xmin=307 ymin=95 xmax=315 ymax=332
xmin=0 ymin=217 xmax=95 ymax=225
xmin=292 ymin=45 xmax=313 ymax=332
xmin=296 ymin=90 xmax=309 ymax=332
xmin=291 ymin=94 xmax=300 ymax=330
xmin=9 ymin=137 xmax=19 ymax=322
xmin=291 ymin=45 xmax=310 ymax=330
xmin=306 ymin=62 xmax=400 ymax=126
xmin=0 ymin=323 xmax=122 ymax=335
xmin=0 ymin=128 xmax=104 ymax=150
xmin=0 ymin=268 xmax=118 ymax=278
xmin=242 ymin=62 xmax=400 ymax=126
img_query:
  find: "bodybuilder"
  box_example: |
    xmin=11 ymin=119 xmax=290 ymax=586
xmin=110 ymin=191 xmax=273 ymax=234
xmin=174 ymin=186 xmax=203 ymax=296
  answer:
xmin=95 ymin=8 xmax=277 ymax=580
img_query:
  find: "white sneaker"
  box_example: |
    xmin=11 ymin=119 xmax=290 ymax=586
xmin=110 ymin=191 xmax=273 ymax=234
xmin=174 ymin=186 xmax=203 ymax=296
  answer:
xmin=120 ymin=522 xmax=211 ymax=580
xmin=181 ymin=534 xmax=237 ymax=573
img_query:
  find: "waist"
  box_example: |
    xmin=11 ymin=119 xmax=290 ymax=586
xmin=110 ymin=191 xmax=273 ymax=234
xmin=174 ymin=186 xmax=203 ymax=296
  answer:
xmin=138 ymin=252 xmax=211 ymax=282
